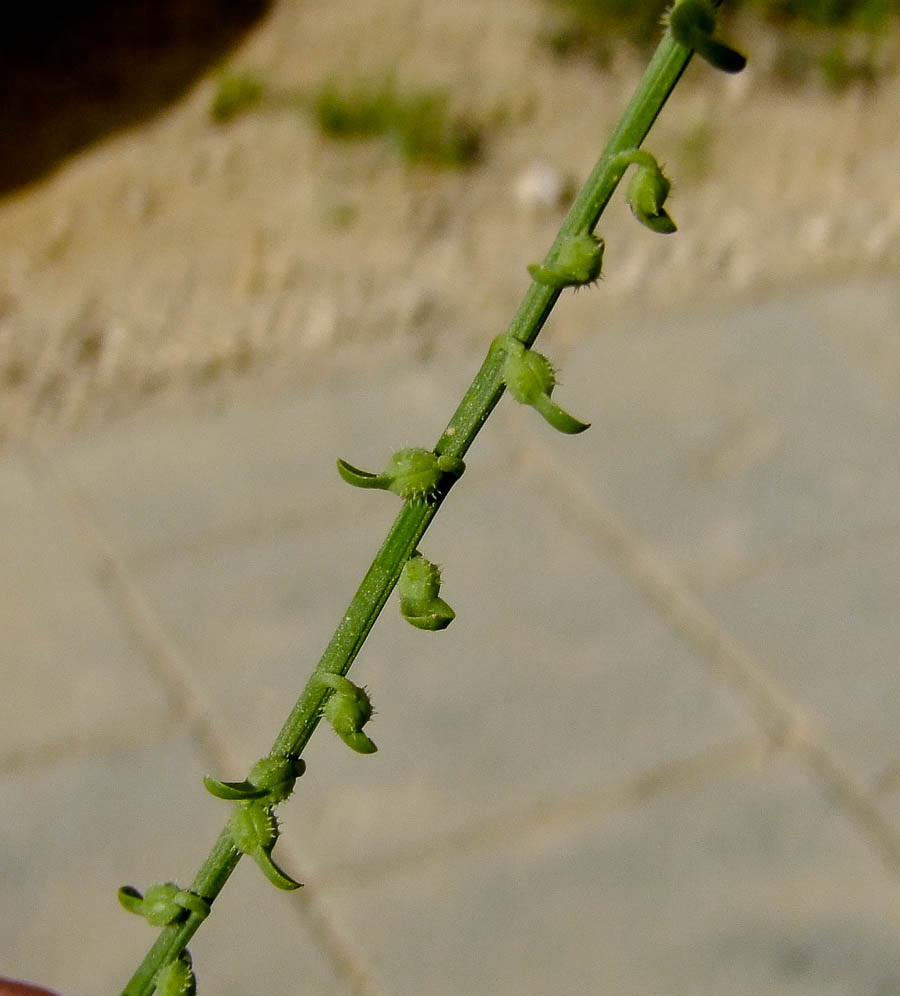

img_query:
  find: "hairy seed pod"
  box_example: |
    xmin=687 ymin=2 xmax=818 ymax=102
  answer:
xmin=610 ymin=148 xmax=678 ymax=234
xmin=246 ymin=755 xmax=306 ymax=804
xmin=528 ymin=232 xmax=604 ymax=289
xmin=228 ymin=801 xmax=302 ymax=891
xmin=627 ymin=165 xmax=675 ymax=233
xmin=117 ymin=883 xmax=210 ymax=927
xmin=501 ymin=338 xmax=555 ymax=406
xmin=386 ymin=448 xmax=451 ymax=501
xmin=400 ymin=553 xmax=442 ymax=602
xmin=230 ymin=800 xmax=277 ymax=853
xmin=495 ymin=335 xmax=590 ymax=435
xmin=665 ymin=0 xmax=746 ymax=73
xmin=316 ymin=672 xmax=378 ymax=754
xmin=118 ymin=883 xmax=185 ymax=927
xmin=204 ymin=755 xmax=306 ymax=805
xmin=155 ymin=952 xmax=196 ymax=996
xmin=399 ymin=553 xmax=456 ymax=630
xmin=337 ymin=448 xmax=465 ymax=503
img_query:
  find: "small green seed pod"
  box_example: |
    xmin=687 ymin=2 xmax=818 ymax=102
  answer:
xmin=337 ymin=447 xmax=465 ymax=503
xmin=316 ymin=672 xmax=378 ymax=754
xmin=386 ymin=448 xmax=451 ymax=501
xmin=666 ymin=0 xmax=746 ymax=73
xmin=117 ymin=883 xmax=184 ymax=927
xmin=399 ymin=553 xmax=456 ymax=631
xmin=609 ymin=149 xmax=677 ymax=233
xmin=627 ymin=160 xmax=676 ymax=234
xmin=117 ymin=883 xmax=210 ymax=927
xmin=528 ymin=232 xmax=604 ymax=289
xmin=246 ymin=755 xmax=306 ymax=804
xmin=496 ymin=335 xmax=590 ymax=435
xmin=230 ymin=799 xmax=277 ymax=853
xmin=501 ymin=337 xmax=554 ymax=406
xmin=228 ymin=800 xmax=302 ymax=891
xmin=204 ymin=754 xmax=306 ymax=805
xmin=155 ymin=951 xmax=196 ymax=996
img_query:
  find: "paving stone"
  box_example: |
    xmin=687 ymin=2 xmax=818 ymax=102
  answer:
xmin=803 ymin=278 xmax=900 ymax=397
xmin=315 ymin=761 xmax=900 ymax=996
xmin=0 ymin=455 xmax=167 ymax=761
xmin=5 ymin=280 xmax=900 ymax=995
xmin=549 ymin=292 xmax=900 ymax=575
xmin=876 ymin=788 xmax=900 ymax=842
xmin=695 ymin=538 xmax=900 ymax=785
xmin=134 ymin=473 xmax=753 ymax=878
xmin=0 ymin=734 xmax=347 ymax=996
xmin=46 ymin=363 xmax=512 ymax=565
xmin=126 ymin=508 xmax=398 ymax=759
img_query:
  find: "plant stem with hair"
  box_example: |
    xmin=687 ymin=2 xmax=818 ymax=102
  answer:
xmin=119 ymin=3 xmax=743 ymax=992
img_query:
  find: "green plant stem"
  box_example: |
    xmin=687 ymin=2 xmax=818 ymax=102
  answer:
xmin=121 ymin=19 xmax=706 ymax=996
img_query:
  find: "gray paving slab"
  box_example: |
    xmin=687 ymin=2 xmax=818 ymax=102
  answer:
xmin=694 ymin=538 xmax=900 ymax=786
xmin=0 ymin=734 xmax=348 ymax=996
xmin=315 ymin=761 xmax=900 ymax=996
xmin=877 ymin=789 xmax=900 ymax=844
xmin=134 ymin=472 xmax=751 ymax=879
xmin=804 ymin=278 xmax=900 ymax=397
xmin=0 ymin=454 xmax=168 ymax=763
xmin=47 ymin=364 xmax=510 ymax=564
xmin=550 ymin=281 xmax=900 ymax=576
xmin=3 ymin=279 xmax=900 ymax=996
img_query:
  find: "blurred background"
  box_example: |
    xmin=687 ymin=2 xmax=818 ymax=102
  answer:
xmin=0 ymin=0 xmax=898 ymax=442
xmin=2 ymin=1 xmax=900 ymax=994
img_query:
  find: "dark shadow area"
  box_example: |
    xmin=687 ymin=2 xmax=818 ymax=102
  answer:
xmin=0 ymin=0 xmax=272 ymax=197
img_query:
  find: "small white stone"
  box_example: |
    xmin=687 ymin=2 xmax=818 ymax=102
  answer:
xmin=513 ymin=161 xmax=567 ymax=212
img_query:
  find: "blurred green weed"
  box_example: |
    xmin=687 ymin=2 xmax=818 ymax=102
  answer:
xmin=312 ymin=78 xmax=480 ymax=167
xmin=543 ymin=0 xmax=897 ymax=85
xmin=545 ymin=0 xmax=897 ymax=33
xmin=210 ymin=73 xmax=265 ymax=122
xmin=210 ymin=72 xmax=480 ymax=168
xmin=749 ymin=0 xmax=896 ymax=28
xmin=678 ymin=121 xmax=715 ymax=179
xmin=818 ymin=40 xmax=879 ymax=85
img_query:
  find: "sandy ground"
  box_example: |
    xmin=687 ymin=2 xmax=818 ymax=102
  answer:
xmin=1 ymin=0 xmax=899 ymax=445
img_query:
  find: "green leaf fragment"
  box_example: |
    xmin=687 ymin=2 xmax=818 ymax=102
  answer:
xmin=203 ymin=775 xmax=268 ymax=801
xmin=531 ymin=393 xmax=592 ymax=434
xmin=336 ymin=458 xmax=391 ymax=489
